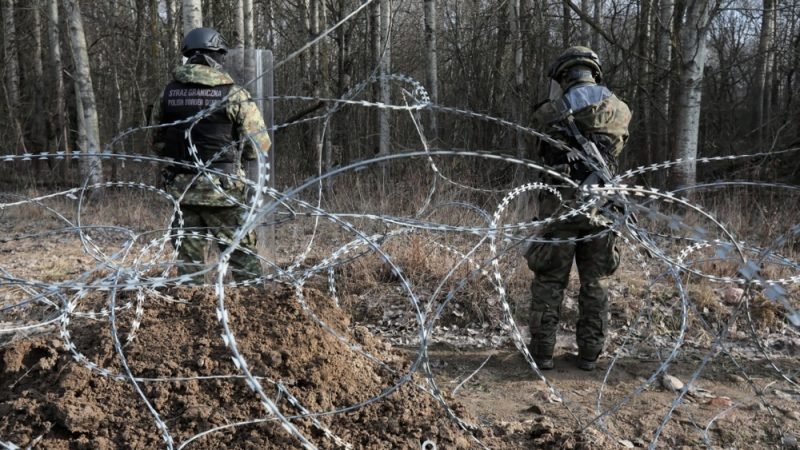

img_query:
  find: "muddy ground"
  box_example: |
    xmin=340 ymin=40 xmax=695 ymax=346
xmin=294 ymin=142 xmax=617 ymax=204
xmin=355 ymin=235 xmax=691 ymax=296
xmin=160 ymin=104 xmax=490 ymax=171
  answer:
xmin=1 ymin=226 xmax=800 ymax=449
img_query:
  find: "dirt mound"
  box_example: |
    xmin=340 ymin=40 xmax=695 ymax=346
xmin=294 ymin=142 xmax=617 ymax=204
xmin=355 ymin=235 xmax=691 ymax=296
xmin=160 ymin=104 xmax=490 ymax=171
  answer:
xmin=0 ymin=285 xmax=480 ymax=449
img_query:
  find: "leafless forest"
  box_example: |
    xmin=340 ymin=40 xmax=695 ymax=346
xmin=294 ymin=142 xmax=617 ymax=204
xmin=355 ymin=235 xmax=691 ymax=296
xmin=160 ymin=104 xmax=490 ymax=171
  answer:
xmin=0 ymin=0 xmax=798 ymax=186
xmin=1 ymin=1 xmax=800 ymax=449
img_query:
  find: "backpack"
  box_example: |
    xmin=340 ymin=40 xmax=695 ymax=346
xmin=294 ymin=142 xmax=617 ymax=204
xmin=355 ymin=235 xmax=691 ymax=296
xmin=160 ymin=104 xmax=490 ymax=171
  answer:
xmin=533 ymin=83 xmax=632 ymax=181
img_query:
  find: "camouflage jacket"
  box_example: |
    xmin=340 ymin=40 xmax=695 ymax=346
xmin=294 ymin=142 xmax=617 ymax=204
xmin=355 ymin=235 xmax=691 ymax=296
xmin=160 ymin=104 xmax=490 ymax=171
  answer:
xmin=533 ymin=82 xmax=631 ymax=175
xmin=533 ymin=82 xmax=631 ymax=220
xmin=151 ymin=64 xmax=271 ymax=206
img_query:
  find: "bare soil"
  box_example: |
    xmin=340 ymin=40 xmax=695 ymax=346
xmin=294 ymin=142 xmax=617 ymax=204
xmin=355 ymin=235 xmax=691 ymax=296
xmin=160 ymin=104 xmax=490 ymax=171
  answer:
xmin=1 ymin=285 xmax=480 ymax=449
xmin=2 ymin=228 xmax=799 ymax=449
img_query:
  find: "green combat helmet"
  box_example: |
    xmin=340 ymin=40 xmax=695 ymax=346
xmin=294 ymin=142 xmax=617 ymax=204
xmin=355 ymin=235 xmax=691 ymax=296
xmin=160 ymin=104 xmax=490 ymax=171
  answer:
xmin=547 ymin=46 xmax=603 ymax=83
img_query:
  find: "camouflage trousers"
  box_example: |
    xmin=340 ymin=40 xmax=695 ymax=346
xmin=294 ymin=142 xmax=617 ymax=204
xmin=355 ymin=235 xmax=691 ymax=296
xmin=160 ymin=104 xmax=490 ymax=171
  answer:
xmin=526 ymin=215 xmax=619 ymax=361
xmin=171 ymin=204 xmax=263 ymax=284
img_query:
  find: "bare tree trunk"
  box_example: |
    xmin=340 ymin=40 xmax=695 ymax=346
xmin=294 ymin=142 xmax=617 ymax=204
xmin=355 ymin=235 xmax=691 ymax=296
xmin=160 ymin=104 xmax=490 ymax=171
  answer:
xmin=334 ymin=0 xmax=350 ymax=164
xmin=532 ymin=0 xmax=547 ymax=92
xmin=511 ymin=0 xmax=524 ymax=154
xmin=511 ymin=0 xmax=528 ymax=197
xmin=378 ymin=0 xmax=391 ymax=160
xmin=786 ymin=4 xmax=798 ymax=116
xmin=489 ymin=1 xmax=509 ymax=116
xmin=591 ymin=0 xmax=601 ymax=50
xmin=32 ymin=0 xmax=48 ymax=174
xmin=636 ymin=0 xmax=652 ymax=163
xmin=64 ymin=0 xmax=103 ymax=186
xmin=2 ymin=0 xmax=18 ymax=107
xmin=166 ymin=0 xmax=179 ymax=54
xmin=2 ymin=0 xmax=22 ymax=152
xmin=73 ymin=79 xmax=86 ymax=159
xmin=149 ymin=0 xmax=161 ymax=83
xmin=243 ymin=0 xmax=255 ymax=82
xmin=32 ymin=1 xmax=44 ymax=107
xmin=670 ymin=0 xmax=712 ymax=188
xmin=182 ymin=0 xmax=202 ymax=35
xmin=653 ymin=0 xmax=673 ymax=185
xmin=753 ymin=0 xmax=774 ymax=147
xmin=47 ymin=0 xmax=68 ymax=180
xmin=235 ymin=0 xmax=244 ymax=48
xmin=562 ymin=1 xmax=571 ymax=47
xmin=319 ymin=0 xmax=333 ymax=182
xmin=308 ymin=0 xmax=322 ymax=176
xmin=266 ymin=0 xmax=275 ymax=49
xmin=424 ymin=0 xmax=438 ymax=139
xmin=111 ymin=65 xmax=124 ymax=182
xmin=580 ymin=0 xmax=591 ymax=45
xmin=244 ymin=0 xmax=253 ymax=48
xmin=370 ymin=0 xmax=380 ymax=153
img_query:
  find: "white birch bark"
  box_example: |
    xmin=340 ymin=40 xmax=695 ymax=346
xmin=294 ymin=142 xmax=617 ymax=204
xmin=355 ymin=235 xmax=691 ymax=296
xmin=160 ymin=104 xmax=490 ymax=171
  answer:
xmin=64 ymin=0 xmax=103 ymax=185
xmin=182 ymin=0 xmax=202 ymax=35
xmin=671 ymin=0 xmax=712 ymax=188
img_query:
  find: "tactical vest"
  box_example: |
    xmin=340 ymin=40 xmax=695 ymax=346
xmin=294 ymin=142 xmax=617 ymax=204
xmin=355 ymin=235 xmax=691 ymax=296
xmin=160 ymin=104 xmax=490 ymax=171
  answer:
xmin=159 ymin=80 xmax=237 ymax=169
xmin=536 ymin=83 xmax=631 ymax=178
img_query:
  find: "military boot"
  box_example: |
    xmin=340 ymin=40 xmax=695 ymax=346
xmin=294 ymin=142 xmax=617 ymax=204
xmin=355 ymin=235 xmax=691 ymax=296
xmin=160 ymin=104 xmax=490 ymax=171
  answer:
xmin=577 ymin=358 xmax=597 ymax=371
xmin=535 ymin=357 xmax=554 ymax=370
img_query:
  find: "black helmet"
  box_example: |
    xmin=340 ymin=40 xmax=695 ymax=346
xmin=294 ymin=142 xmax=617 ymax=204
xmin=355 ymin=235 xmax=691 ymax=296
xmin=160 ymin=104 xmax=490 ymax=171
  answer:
xmin=181 ymin=27 xmax=229 ymax=57
xmin=547 ymin=46 xmax=603 ymax=83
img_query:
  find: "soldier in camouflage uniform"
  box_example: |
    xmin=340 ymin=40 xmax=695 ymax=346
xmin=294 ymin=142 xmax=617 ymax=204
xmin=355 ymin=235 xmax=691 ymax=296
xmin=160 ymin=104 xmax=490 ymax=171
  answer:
xmin=526 ymin=47 xmax=631 ymax=371
xmin=151 ymin=27 xmax=271 ymax=284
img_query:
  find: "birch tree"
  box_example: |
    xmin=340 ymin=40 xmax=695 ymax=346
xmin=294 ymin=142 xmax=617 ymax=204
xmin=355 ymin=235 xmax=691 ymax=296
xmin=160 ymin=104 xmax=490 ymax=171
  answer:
xmin=64 ymin=0 xmax=102 ymax=185
xmin=183 ymin=0 xmax=202 ymax=35
xmin=671 ymin=0 xmax=714 ymax=188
